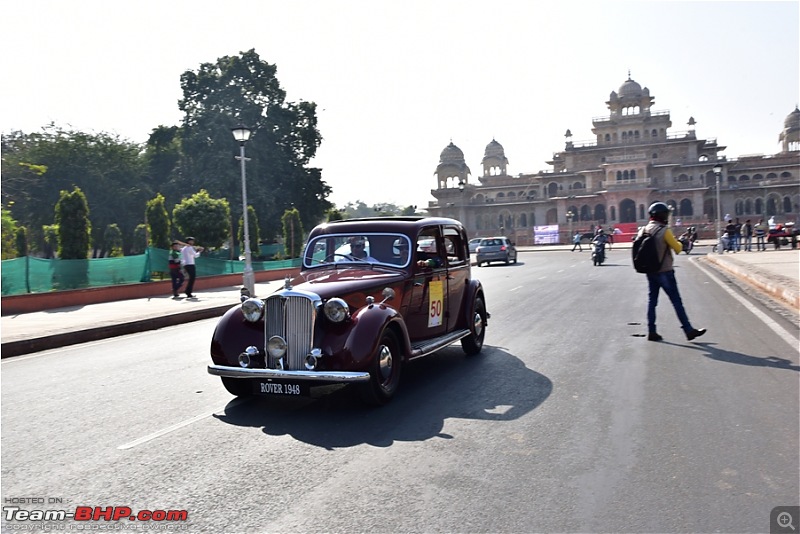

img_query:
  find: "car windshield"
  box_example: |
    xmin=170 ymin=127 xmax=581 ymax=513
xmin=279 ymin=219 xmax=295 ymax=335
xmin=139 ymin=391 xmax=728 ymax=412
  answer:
xmin=480 ymin=239 xmax=503 ymax=246
xmin=303 ymin=233 xmax=412 ymax=268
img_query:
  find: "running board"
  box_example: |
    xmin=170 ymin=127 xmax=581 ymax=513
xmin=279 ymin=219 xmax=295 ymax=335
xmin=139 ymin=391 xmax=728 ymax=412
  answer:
xmin=409 ymin=329 xmax=471 ymax=360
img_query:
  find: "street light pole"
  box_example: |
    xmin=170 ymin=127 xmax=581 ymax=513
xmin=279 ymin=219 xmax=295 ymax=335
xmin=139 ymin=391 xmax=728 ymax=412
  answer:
xmin=232 ymin=124 xmax=255 ymax=296
xmin=713 ymin=163 xmax=723 ymax=254
xmin=566 ymin=210 xmax=574 ymax=245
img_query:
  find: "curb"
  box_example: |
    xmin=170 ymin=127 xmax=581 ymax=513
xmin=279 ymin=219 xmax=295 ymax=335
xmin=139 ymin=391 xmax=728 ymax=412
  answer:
xmin=699 ymin=254 xmax=799 ymax=311
xmin=0 ymin=304 xmax=234 ymax=358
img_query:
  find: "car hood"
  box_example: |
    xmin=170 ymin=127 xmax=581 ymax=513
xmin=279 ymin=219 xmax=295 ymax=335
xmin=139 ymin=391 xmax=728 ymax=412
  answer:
xmin=290 ymin=266 xmax=406 ymax=300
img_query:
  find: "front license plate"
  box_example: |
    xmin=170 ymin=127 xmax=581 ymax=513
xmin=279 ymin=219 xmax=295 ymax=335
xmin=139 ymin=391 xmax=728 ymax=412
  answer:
xmin=257 ymin=382 xmax=304 ymax=396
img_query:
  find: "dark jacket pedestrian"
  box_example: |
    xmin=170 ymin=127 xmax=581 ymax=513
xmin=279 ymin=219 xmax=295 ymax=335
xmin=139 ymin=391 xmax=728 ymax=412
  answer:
xmin=168 ymin=241 xmax=184 ymax=298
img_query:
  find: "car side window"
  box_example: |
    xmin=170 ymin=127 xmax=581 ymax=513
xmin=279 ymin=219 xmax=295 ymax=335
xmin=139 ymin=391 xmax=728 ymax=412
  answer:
xmin=443 ymin=226 xmax=466 ymax=266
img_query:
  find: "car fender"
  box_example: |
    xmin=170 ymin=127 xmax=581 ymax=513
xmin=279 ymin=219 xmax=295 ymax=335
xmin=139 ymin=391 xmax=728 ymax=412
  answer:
xmin=459 ymin=279 xmax=486 ymax=330
xmin=328 ymin=304 xmax=410 ymax=369
xmin=210 ymin=305 xmax=263 ymax=366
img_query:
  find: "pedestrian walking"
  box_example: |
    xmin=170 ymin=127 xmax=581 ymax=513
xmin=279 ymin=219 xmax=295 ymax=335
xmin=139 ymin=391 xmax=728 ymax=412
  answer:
xmin=181 ymin=237 xmax=204 ymax=298
xmin=571 ymin=231 xmax=583 ymax=252
xmin=742 ymin=219 xmax=753 ymax=251
xmin=639 ymin=202 xmax=706 ymax=342
xmin=754 ymin=219 xmax=768 ymax=251
xmin=168 ymin=241 xmax=184 ymax=298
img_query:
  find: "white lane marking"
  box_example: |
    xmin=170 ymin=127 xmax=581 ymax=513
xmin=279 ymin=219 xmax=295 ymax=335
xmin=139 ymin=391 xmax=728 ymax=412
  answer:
xmin=692 ymin=259 xmax=798 ymax=350
xmin=509 ymin=286 xmax=523 ymax=292
xmin=117 ymin=404 xmax=235 ymax=450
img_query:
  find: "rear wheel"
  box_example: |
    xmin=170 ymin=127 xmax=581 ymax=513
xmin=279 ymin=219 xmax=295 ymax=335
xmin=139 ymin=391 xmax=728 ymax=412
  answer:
xmin=358 ymin=329 xmax=402 ymax=405
xmin=461 ymin=296 xmax=487 ymax=355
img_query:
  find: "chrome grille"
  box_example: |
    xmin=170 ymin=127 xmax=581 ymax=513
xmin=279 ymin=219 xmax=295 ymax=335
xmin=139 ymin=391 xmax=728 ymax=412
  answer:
xmin=264 ymin=294 xmax=316 ymax=370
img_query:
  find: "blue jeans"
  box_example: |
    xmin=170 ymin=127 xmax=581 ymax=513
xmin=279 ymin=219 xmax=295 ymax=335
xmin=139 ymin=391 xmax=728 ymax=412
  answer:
xmin=647 ymin=270 xmax=694 ymax=334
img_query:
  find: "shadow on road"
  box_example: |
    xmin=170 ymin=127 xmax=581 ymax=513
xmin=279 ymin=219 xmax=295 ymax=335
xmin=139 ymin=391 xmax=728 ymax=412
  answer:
xmin=663 ymin=340 xmax=799 ymax=371
xmin=213 ymin=346 xmax=552 ymax=449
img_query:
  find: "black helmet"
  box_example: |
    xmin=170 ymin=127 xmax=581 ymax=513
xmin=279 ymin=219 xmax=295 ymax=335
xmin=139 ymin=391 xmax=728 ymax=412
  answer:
xmin=648 ymin=202 xmax=670 ymax=215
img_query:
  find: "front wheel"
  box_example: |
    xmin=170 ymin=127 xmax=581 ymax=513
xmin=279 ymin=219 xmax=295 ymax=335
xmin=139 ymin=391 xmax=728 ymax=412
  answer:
xmin=358 ymin=329 xmax=402 ymax=405
xmin=221 ymin=377 xmax=252 ymax=397
xmin=461 ymin=295 xmax=487 ymax=355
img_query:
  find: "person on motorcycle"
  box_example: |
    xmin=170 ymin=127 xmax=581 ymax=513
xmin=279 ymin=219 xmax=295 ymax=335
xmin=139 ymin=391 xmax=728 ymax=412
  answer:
xmin=591 ymin=230 xmax=608 ymax=264
xmin=639 ymin=202 xmax=707 ymax=343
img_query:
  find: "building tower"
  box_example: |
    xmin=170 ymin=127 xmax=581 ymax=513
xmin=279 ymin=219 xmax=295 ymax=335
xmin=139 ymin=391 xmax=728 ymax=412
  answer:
xmin=482 ymin=139 xmax=508 ymax=177
xmin=435 ymin=141 xmax=471 ymax=190
xmin=779 ymin=106 xmax=800 ymax=152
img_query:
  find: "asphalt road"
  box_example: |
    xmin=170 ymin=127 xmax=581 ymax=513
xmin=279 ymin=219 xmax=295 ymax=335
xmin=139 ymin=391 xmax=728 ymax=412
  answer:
xmin=2 ymin=250 xmax=798 ymax=533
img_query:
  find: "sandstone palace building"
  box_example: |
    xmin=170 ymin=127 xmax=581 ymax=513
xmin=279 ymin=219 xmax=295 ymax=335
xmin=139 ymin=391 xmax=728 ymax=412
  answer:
xmin=427 ymin=76 xmax=800 ymax=244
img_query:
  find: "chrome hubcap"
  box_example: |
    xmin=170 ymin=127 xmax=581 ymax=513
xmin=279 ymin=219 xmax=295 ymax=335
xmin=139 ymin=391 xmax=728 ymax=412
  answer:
xmin=473 ymin=311 xmax=484 ymax=337
xmin=378 ymin=344 xmax=393 ymax=382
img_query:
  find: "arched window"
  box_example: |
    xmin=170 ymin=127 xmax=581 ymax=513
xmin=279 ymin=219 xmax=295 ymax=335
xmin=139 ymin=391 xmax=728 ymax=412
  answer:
xmin=766 ymin=197 xmax=778 ymax=216
xmin=739 ymin=175 xmax=749 ymax=181
xmin=735 ymin=199 xmax=744 ymax=216
xmin=728 ymin=175 xmax=737 ymax=183
xmin=784 ymin=196 xmax=793 ymax=213
xmin=631 ymin=169 xmax=636 ymax=179
xmin=767 ymin=173 xmax=777 ymax=179
xmin=755 ymin=198 xmax=763 ymax=215
xmin=679 ymin=199 xmax=693 ymax=216
xmin=781 ymin=172 xmax=792 ymax=179
xmin=652 ymin=129 xmax=657 ymax=138
xmin=580 ymin=205 xmax=592 ymax=221
xmin=520 ymin=213 xmax=528 ymax=227
xmin=745 ymin=198 xmax=753 ymax=214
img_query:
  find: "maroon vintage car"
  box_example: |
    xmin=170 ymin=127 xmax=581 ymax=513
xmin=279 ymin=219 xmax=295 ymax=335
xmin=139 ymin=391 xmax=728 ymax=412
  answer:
xmin=208 ymin=217 xmax=488 ymax=405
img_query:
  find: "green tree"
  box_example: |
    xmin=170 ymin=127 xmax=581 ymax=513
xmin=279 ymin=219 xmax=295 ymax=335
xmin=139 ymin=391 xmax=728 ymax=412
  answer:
xmin=15 ymin=226 xmax=28 ymax=257
xmin=1 ymin=126 xmax=148 ymax=256
xmin=326 ymin=208 xmax=344 ymax=222
xmin=176 ymin=49 xmax=331 ymax=244
xmin=237 ymin=205 xmax=260 ymax=258
xmin=145 ymin=193 xmax=171 ymax=249
xmin=103 ymin=223 xmax=124 ymax=257
xmin=132 ymin=224 xmax=147 ymax=255
xmin=172 ymin=189 xmax=230 ymax=249
xmin=55 ymin=187 xmax=91 ymax=259
xmin=281 ymin=207 xmax=304 ymax=259
xmin=1 ymin=205 xmax=19 ymax=259
xmin=42 ymin=224 xmax=58 ymax=259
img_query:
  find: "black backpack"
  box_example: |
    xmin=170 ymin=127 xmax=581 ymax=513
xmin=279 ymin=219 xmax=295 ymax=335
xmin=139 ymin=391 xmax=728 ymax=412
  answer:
xmin=632 ymin=227 xmax=668 ymax=274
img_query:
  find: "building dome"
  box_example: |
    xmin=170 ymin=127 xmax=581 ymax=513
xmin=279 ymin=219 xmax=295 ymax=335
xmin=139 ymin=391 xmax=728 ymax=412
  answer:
xmin=784 ymin=106 xmax=800 ymax=130
xmin=618 ymin=76 xmax=643 ymax=97
xmin=483 ymin=139 xmax=506 ymax=159
xmin=439 ymin=142 xmax=466 ymax=164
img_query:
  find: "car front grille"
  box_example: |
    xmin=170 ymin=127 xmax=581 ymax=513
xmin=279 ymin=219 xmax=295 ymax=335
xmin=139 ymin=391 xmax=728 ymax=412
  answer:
xmin=264 ymin=294 xmax=316 ymax=370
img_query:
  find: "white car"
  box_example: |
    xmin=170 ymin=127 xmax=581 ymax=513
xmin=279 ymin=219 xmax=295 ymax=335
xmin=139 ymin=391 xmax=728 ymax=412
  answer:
xmin=468 ymin=238 xmax=482 ymax=254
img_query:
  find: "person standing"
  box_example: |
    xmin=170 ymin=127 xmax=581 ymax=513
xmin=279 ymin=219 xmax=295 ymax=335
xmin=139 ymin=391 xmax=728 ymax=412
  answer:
xmin=754 ymin=219 xmax=768 ymax=251
xmin=571 ymin=231 xmax=583 ymax=252
xmin=742 ymin=219 xmax=753 ymax=252
xmin=181 ymin=237 xmax=204 ymax=298
xmin=725 ymin=220 xmax=738 ymax=252
xmin=639 ymin=202 xmax=706 ymax=342
xmin=168 ymin=241 xmax=185 ymax=298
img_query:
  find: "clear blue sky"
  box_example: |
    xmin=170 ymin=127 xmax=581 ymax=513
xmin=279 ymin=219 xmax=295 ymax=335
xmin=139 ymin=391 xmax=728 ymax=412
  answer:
xmin=2 ymin=1 xmax=798 ymax=210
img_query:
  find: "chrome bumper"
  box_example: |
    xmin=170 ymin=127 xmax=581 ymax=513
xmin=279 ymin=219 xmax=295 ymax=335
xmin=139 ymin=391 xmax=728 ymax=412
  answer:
xmin=208 ymin=364 xmax=371 ymax=383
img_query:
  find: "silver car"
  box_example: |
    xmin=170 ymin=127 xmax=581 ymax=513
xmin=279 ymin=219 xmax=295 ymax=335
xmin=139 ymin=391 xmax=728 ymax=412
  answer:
xmin=475 ymin=237 xmax=517 ymax=266
xmin=468 ymin=238 xmax=482 ymax=254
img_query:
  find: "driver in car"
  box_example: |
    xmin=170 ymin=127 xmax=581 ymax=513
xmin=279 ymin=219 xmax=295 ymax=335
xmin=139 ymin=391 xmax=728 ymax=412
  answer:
xmin=346 ymin=237 xmax=378 ymax=262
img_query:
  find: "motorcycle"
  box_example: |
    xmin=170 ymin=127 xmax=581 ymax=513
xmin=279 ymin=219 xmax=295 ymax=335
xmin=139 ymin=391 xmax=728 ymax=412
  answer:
xmin=678 ymin=234 xmax=694 ymax=254
xmin=591 ymin=239 xmax=606 ymax=266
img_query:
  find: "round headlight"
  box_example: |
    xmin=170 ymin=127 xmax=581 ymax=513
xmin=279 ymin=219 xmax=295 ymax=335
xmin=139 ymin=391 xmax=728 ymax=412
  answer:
xmin=324 ymin=298 xmax=350 ymax=323
xmin=241 ymin=298 xmax=264 ymax=322
xmin=267 ymin=335 xmax=288 ymax=358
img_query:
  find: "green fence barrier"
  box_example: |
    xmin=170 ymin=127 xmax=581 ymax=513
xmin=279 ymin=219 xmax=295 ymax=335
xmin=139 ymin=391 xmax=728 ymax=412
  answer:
xmin=1 ymin=247 xmax=301 ymax=296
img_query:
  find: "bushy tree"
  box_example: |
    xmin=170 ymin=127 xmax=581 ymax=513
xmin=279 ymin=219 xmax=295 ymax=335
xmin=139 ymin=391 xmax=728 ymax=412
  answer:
xmin=103 ymin=223 xmax=123 ymax=257
xmin=132 ymin=224 xmax=147 ymax=255
xmin=145 ymin=193 xmax=171 ymax=248
xmin=177 ymin=49 xmax=331 ymax=243
xmin=237 ymin=205 xmax=260 ymax=258
xmin=1 ymin=127 xmax=147 ymax=256
xmin=55 ymin=187 xmax=91 ymax=259
xmin=1 ymin=205 xmax=19 ymax=259
xmin=15 ymin=226 xmax=28 ymax=257
xmin=326 ymin=208 xmax=344 ymax=222
xmin=172 ymin=189 xmax=230 ymax=249
xmin=42 ymin=224 xmax=58 ymax=259
xmin=281 ymin=207 xmax=304 ymax=259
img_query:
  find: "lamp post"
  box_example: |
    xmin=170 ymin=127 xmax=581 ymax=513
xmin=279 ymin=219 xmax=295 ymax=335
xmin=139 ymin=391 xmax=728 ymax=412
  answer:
xmin=566 ymin=210 xmax=574 ymax=244
xmin=232 ymin=124 xmax=255 ymax=296
xmin=713 ymin=163 xmax=723 ymax=254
